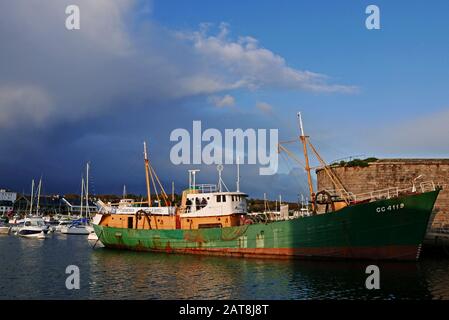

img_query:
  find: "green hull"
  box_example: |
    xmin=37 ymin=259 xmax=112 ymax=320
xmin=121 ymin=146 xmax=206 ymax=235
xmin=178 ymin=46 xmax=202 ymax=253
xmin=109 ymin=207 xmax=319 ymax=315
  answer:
xmin=94 ymin=190 xmax=440 ymax=261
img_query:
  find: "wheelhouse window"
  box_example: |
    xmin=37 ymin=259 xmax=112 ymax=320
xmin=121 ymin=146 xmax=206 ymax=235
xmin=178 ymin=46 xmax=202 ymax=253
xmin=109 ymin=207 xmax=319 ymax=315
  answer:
xmin=222 ymin=195 xmax=226 ymax=202
xmin=217 ymin=195 xmax=221 ymax=202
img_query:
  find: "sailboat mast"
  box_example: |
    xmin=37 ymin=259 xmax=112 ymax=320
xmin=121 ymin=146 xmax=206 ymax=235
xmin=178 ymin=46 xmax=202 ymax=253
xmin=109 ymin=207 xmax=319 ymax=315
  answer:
xmin=29 ymin=179 xmax=35 ymax=216
xmin=36 ymin=177 xmax=42 ymax=216
xmin=85 ymin=162 xmax=90 ymax=217
xmin=297 ymin=112 xmax=315 ymax=209
xmin=80 ymin=176 xmax=84 ymax=218
xmin=143 ymin=142 xmax=152 ymax=206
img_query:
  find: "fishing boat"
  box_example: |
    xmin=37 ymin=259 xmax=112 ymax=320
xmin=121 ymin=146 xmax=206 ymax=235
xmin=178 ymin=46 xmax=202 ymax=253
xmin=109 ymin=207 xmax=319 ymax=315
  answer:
xmin=93 ymin=115 xmax=441 ymax=261
xmin=16 ymin=217 xmax=49 ymax=239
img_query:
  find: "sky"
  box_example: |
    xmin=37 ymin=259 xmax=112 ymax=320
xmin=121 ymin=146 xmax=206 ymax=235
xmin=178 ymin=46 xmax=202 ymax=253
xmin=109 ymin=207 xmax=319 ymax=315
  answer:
xmin=0 ymin=0 xmax=448 ymax=201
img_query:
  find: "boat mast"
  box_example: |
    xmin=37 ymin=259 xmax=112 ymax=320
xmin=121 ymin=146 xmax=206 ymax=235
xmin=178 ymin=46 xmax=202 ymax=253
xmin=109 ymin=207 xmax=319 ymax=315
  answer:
xmin=143 ymin=141 xmax=152 ymax=206
xmin=85 ymin=162 xmax=90 ymax=218
xmin=297 ymin=112 xmax=315 ymax=210
xmin=36 ymin=176 xmax=42 ymax=216
xmin=264 ymin=193 xmax=267 ymax=212
xmin=80 ymin=176 xmax=84 ymax=218
xmin=29 ymin=179 xmax=35 ymax=216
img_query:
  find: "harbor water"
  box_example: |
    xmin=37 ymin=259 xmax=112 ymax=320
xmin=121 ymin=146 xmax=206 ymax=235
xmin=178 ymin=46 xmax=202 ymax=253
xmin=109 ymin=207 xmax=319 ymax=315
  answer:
xmin=1 ymin=234 xmax=449 ymax=300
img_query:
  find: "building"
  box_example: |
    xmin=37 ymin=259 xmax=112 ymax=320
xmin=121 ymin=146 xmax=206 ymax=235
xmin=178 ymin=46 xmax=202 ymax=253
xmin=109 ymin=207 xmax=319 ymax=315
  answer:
xmin=11 ymin=194 xmax=98 ymax=216
xmin=13 ymin=194 xmax=64 ymax=215
xmin=316 ymin=159 xmax=449 ymax=232
xmin=0 ymin=189 xmax=17 ymax=215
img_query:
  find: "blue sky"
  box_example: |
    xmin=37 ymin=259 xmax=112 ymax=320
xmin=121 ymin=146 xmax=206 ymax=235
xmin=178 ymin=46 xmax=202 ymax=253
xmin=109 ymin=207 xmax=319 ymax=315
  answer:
xmin=0 ymin=0 xmax=448 ymax=200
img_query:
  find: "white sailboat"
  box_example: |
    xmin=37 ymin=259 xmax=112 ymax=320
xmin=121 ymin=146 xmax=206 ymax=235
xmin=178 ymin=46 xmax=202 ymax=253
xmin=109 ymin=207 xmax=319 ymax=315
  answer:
xmin=61 ymin=163 xmax=92 ymax=235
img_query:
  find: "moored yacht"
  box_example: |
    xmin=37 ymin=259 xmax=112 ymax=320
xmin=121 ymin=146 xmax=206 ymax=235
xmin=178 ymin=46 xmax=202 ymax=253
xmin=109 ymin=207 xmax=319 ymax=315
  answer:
xmin=60 ymin=220 xmax=91 ymax=235
xmin=16 ymin=217 xmax=49 ymax=239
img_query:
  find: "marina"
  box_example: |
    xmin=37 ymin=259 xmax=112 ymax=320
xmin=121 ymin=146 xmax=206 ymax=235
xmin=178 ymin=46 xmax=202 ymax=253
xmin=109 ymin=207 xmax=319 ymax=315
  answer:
xmin=1 ymin=114 xmax=448 ymax=301
xmin=1 ymin=1 xmax=449 ymax=304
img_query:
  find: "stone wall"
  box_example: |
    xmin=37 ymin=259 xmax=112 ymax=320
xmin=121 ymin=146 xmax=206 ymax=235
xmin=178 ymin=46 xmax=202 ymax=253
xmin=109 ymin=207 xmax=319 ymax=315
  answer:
xmin=316 ymin=159 xmax=449 ymax=230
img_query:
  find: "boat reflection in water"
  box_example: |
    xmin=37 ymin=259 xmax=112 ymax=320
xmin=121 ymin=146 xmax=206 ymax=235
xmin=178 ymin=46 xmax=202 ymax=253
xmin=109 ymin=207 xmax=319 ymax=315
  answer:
xmin=88 ymin=248 xmax=440 ymax=300
xmin=2 ymin=235 xmax=449 ymax=299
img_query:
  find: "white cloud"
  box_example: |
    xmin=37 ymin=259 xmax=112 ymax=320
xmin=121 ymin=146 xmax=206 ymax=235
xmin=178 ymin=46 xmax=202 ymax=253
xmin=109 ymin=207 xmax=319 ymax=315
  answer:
xmin=210 ymin=94 xmax=236 ymax=108
xmin=256 ymin=102 xmax=273 ymax=114
xmin=0 ymin=1 xmax=356 ymax=131
xmin=0 ymin=85 xmax=53 ymax=128
xmin=177 ymin=23 xmax=357 ymax=94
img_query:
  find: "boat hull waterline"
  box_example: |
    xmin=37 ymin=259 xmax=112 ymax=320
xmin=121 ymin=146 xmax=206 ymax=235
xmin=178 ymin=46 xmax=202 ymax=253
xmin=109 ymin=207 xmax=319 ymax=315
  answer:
xmin=94 ymin=190 xmax=439 ymax=261
xmin=17 ymin=230 xmax=47 ymax=239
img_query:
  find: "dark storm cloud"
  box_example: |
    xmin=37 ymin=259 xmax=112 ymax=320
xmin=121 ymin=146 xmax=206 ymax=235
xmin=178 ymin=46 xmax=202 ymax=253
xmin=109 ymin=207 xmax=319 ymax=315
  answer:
xmin=0 ymin=0 xmax=350 ymax=199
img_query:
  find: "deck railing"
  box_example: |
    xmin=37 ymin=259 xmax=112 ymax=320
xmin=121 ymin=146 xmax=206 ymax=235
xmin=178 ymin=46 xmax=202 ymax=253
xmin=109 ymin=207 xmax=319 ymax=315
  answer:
xmin=323 ymin=180 xmax=438 ymax=203
xmin=188 ymin=184 xmax=218 ymax=194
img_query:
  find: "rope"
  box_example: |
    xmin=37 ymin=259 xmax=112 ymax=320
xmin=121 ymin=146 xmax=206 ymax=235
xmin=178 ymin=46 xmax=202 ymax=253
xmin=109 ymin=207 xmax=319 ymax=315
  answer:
xmin=149 ymin=164 xmax=170 ymax=206
xmin=148 ymin=162 xmax=161 ymax=206
xmin=91 ymin=229 xmax=103 ymax=249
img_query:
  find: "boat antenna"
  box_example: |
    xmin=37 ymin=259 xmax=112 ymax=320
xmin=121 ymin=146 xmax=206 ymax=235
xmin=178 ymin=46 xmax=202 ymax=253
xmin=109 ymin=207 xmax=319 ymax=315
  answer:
xmin=143 ymin=141 xmax=152 ymax=206
xmin=297 ymin=112 xmax=315 ymax=211
xmin=188 ymin=169 xmax=200 ymax=190
xmin=217 ymin=165 xmax=229 ymax=192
